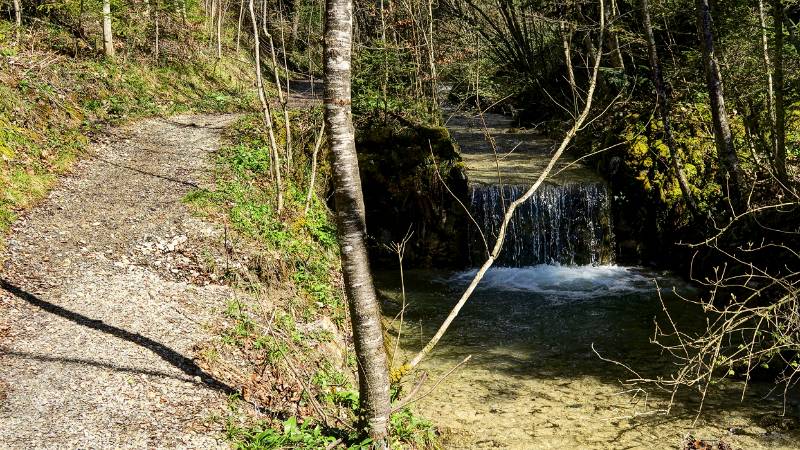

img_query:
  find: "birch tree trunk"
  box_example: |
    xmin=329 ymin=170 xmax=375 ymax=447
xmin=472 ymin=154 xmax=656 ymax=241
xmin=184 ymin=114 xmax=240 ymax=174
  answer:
xmin=236 ymin=0 xmax=244 ymax=52
xmin=642 ymin=0 xmax=699 ymax=218
xmin=12 ymin=0 xmax=21 ymax=42
xmin=216 ymin=0 xmax=224 ymax=59
xmin=323 ymin=0 xmax=391 ymax=442
xmin=209 ymin=0 xmax=217 ymax=50
xmin=773 ymin=0 xmax=788 ymax=184
xmin=154 ymin=2 xmax=160 ymax=61
xmin=696 ymin=0 xmax=743 ymax=209
xmin=102 ymin=0 xmax=114 ymax=57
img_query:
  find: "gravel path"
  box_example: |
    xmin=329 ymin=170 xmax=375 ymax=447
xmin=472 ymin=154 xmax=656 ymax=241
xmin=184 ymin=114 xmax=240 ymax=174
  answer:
xmin=0 ymin=114 xmax=240 ymax=449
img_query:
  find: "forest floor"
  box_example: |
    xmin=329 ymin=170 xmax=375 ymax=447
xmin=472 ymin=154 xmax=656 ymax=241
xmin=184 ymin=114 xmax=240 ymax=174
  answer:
xmin=0 ymin=113 xmax=241 ymax=448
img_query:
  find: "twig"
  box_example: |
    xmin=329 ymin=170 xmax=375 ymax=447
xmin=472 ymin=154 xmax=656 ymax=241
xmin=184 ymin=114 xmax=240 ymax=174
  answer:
xmin=392 ymin=355 xmax=471 ymax=412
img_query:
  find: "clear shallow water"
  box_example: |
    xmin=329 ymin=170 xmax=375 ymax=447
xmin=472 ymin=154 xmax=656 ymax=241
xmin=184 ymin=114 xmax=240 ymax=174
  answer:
xmin=376 ymin=266 xmax=800 ymax=449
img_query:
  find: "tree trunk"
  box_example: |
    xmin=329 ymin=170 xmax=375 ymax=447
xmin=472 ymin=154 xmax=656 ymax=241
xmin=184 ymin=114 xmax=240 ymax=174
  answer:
xmin=102 ymin=0 xmax=114 ymax=58
xmin=642 ymin=0 xmax=699 ymax=218
xmin=263 ymin=21 xmax=293 ymax=170
xmin=12 ymin=0 xmax=21 ymax=42
xmin=773 ymin=0 xmax=788 ymax=184
xmin=209 ymin=0 xmax=217 ymax=49
xmin=696 ymin=0 xmax=743 ymax=210
xmin=323 ymin=0 xmax=391 ymax=443
xmin=426 ymin=0 xmax=439 ymax=121
xmin=248 ymin=0 xmax=284 ymax=213
xmin=154 ymin=2 xmax=160 ymax=61
xmin=304 ymin=121 xmax=325 ymax=215
xmin=216 ymin=0 xmax=224 ymax=59
xmin=560 ymin=22 xmax=575 ymax=91
xmin=605 ymin=0 xmax=625 ymax=69
xmin=758 ymin=0 xmax=775 ymax=159
xmin=236 ymin=0 xmax=244 ymax=52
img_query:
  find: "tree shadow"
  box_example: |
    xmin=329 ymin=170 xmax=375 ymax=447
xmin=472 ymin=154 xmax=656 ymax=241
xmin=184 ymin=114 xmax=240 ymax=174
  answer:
xmin=1 ymin=349 xmax=196 ymax=382
xmin=96 ymin=157 xmax=199 ymax=189
xmin=0 ymin=279 xmax=235 ymax=395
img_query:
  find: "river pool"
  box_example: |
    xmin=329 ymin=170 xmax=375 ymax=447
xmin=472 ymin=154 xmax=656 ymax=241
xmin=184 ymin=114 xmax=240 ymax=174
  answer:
xmin=376 ymin=265 xmax=800 ymax=449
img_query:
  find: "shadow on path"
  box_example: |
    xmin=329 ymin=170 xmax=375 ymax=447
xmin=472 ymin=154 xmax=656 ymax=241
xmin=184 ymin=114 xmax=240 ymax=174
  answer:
xmin=0 ymin=279 xmax=235 ymax=395
xmin=1 ymin=349 xmax=196 ymax=381
xmin=96 ymin=158 xmax=199 ymax=189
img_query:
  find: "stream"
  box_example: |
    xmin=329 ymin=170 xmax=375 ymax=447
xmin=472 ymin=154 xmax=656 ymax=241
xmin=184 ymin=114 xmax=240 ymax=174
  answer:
xmin=374 ymin=107 xmax=800 ymax=449
xmin=376 ymin=266 xmax=800 ymax=449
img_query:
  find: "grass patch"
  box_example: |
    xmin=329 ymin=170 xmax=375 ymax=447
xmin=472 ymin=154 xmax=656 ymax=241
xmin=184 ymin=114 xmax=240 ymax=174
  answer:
xmin=189 ymin=113 xmax=441 ymax=448
xmin=0 ymin=18 xmax=254 ymax=233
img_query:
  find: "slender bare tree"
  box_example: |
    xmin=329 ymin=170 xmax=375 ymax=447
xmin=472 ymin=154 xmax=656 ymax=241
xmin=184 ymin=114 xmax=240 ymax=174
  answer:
xmin=12 ymin=0 xmax=21 ymax=42
xmin=642 ymin=0 xmax=699 ymax=218
xmin=772 ymin=0 xmax=788 ymax=184
xmin=758 ymin=0 xmax=776 ymax=158
xmin=236 ymin=0 xmax=244 ymax=52
xmin=324 ymin=0 xmax=391 ymax=442
xmin=216 ymin=0 xmax=225 ymax=59
xmin=249 ymin=0 xmax=284 ymax=212
xmin=102 ymin=0 xmax=114 ymax=57
xmin=696 ymin=0 xmax=743 ymax=210
xmin=304 ymin=121 xmax=326 ymax=215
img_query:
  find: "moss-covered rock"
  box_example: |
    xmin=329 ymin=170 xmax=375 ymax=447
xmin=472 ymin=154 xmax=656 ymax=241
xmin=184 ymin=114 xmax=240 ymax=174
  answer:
xmin=355 ymin=114 xmax=469 ymax=268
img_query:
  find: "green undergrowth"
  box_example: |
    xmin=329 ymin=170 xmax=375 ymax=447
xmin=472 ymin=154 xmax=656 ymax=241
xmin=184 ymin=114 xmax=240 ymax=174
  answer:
xmin=185 ymin=113 xmax=439 ymax=449
xmin=0 ymin=19 xmax=254 ymax=233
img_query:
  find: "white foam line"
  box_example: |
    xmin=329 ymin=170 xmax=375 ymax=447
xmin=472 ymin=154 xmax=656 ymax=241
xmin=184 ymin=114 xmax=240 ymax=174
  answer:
xmin=443 ymin=265 xmax=676 ymax=300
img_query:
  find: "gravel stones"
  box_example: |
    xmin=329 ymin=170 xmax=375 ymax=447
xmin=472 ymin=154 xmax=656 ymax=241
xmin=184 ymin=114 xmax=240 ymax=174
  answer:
xmin=0 ymin=114 xmax=240 ymax=449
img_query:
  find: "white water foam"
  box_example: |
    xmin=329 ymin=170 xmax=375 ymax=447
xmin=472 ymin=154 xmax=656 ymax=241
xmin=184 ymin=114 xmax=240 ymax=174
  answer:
xmin=446 ymin=265 xmax=668 ymax=300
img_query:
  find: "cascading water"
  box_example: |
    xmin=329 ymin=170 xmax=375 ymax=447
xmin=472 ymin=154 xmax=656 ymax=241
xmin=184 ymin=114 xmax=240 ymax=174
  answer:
xmin=467 ymin=181 xmax=615 ymax=267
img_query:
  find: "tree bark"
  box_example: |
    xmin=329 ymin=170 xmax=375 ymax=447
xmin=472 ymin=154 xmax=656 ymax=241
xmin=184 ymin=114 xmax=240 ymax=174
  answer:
xmin=304 ymin=121 xmax=325 ymax=215
xmin=773 ymin=0 xmax=788 ymax=184
xmin=605 ymin=0 xmax=625 ymax=69
xmin=263 ymin=20 xmax=293 ymax=170
xmin=758 ymin=0 xmax=775 ymax=159
xmin=248 ymin=0 xmax=284 ymax=213
xmin=102 ymin=0 xmax=114 ymax=58
xmin=696 ymin=0 xmax=743 ymax=210
xmin=12 ymin=0 xmax=21 ymax=42
xmin=426 ymin=0 xmax=439 ymax=121
xmin=154 ymin=2 xmax=160 ymax=61
xmin=216 ymin=0 xmax=224 ymax=59
xmin=323 ymin=0 xmax=391 ymax=443
xmin=236 ymin=0 xmax=244 ymax=52
xmin=642 ymin=0 xmax=699 ymax=218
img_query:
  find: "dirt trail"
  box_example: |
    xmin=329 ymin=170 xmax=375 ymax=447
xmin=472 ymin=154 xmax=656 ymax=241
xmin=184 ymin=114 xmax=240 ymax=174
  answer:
xmin=0 ymin=114 xmax=241 ymax=449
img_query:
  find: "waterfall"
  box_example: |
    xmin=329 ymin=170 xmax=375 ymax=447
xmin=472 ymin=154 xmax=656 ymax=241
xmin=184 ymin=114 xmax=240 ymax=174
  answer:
xmin=468 ymin=182 xmax=615 ymax=267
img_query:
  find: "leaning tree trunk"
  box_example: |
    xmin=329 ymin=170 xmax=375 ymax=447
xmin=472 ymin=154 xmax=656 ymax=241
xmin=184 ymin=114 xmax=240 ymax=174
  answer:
xmin=323 ymin=0 xmax=391 ymax=443
xmin=697 ymin=0 xmax=743 ymax=210
xmin=642 ymin=0 xmax=699 ymax=218
xmin=773 ymin=0 xmax=788 ymax=185
xmin=102 ymin=0 xmax=114 ymax=57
